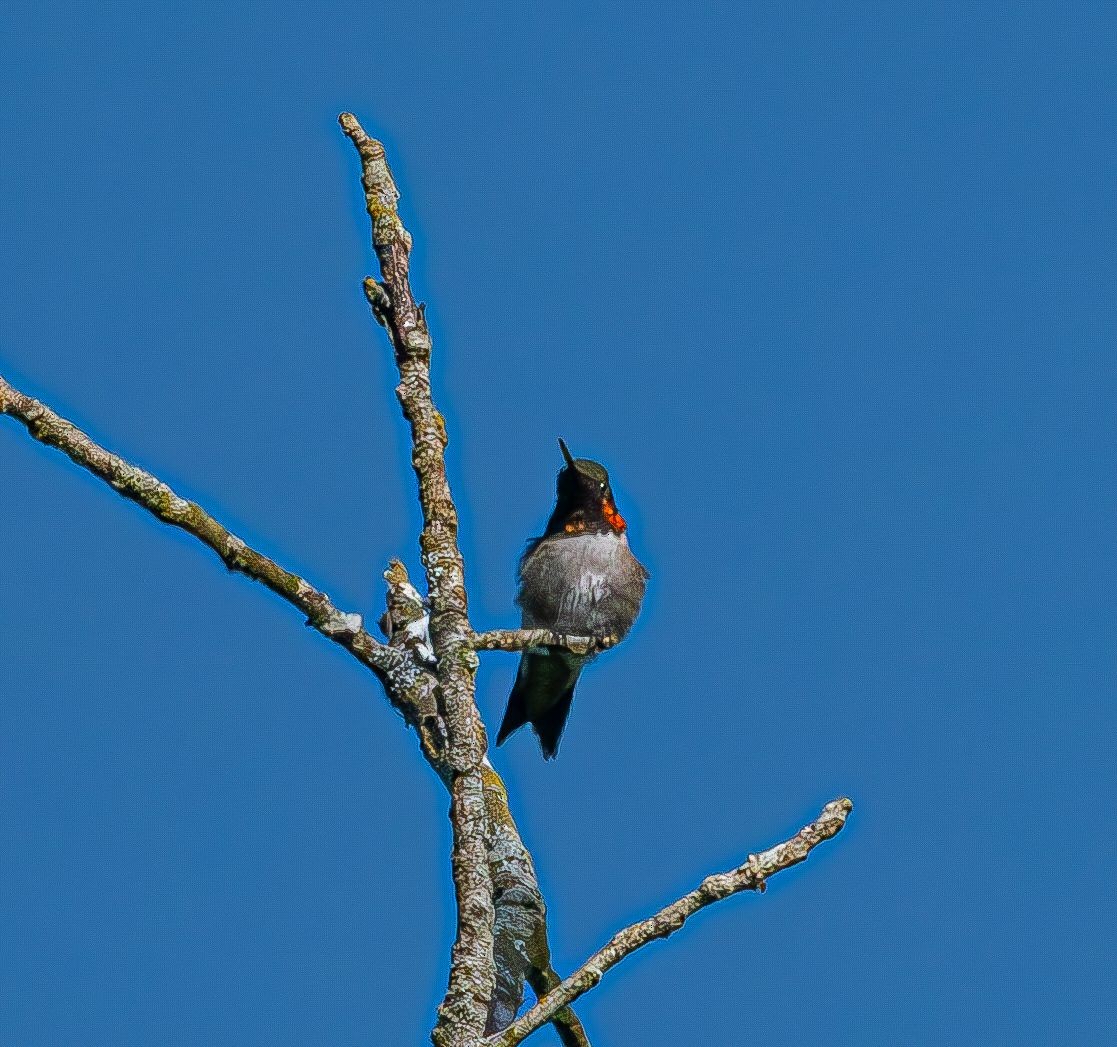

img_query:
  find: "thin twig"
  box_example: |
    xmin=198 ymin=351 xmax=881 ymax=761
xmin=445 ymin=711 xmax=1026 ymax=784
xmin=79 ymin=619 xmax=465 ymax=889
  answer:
xmin=485 ymin=799 xmax=854 ymax=1047
xmin=473 ymin=629 xmax=613 ymax=656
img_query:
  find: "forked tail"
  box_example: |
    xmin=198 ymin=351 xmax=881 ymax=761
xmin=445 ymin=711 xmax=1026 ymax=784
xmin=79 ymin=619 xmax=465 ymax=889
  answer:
xmin=496 ymin=651 xmax=582 ymax=760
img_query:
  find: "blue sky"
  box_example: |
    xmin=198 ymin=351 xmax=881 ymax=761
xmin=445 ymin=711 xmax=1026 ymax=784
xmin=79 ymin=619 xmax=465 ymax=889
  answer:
xmin=1 ymin=4 xmax=1113 ymax=1045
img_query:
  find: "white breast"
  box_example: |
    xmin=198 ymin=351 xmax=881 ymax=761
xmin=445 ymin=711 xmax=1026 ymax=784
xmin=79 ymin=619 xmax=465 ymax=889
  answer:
xmin=519 ymin=528 xmax=643 ymax=634
xmin=551 ymin=531 xmax=625 ymax=615
xmin=556 ymin=530 xmax=629 ymax=578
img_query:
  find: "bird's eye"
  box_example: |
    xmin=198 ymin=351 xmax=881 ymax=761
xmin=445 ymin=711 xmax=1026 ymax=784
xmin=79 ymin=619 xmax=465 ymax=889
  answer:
xmin=599 ymin=482 xmax=606 ymax=491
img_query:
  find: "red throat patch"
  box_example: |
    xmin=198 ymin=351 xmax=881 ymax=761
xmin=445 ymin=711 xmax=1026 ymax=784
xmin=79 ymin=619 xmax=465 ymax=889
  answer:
xmin=602 ymin=500 xmax=626 ymax=533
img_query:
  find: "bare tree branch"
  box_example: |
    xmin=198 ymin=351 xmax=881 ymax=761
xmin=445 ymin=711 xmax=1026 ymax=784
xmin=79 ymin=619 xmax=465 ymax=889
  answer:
xmin=338 ymin=117 xmax=593 ymax=1046
xmin=485 ymin=798 xmax=854 ymax=1047
xmin=0 ymin=374 xmax=434 ymax=702
xmin=339 ymin=111 xmax=495 ymax=1047
xmin=472 ymin=629 xmax=615 ymax=656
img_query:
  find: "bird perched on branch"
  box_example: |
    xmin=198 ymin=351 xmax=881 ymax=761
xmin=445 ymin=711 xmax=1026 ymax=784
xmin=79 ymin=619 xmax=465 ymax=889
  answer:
xmin=497 ymin=439 xmax=649 ymax=759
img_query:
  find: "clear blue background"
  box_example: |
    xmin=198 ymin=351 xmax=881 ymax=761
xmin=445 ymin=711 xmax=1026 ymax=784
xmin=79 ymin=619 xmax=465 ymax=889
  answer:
xmin=1 ymin=4 xmax=1112 ymax=1045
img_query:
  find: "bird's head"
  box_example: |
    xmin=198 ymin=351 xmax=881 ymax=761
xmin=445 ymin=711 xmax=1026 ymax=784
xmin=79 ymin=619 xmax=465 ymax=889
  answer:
xmin=551 ymin=438 xmax=626 ymax=534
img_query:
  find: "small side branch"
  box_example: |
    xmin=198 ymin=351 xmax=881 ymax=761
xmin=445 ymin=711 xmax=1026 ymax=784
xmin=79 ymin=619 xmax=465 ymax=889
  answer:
xmin=0 ymin=374 xmax=418 ymax=690
xmin=485 ymin=798 xmax=853 ymax=1047
xmin=472 ymin=629 xmax=614 ymax=656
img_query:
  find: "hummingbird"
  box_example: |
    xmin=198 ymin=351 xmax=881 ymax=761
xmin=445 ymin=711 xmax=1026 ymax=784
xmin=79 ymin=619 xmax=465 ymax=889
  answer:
xmin=496 ymin=439 xmax=649 ymax=759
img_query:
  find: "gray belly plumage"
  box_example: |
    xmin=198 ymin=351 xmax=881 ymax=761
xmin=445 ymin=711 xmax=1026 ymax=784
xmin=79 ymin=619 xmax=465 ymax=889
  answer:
xmin=517 ymin=530 xmax=648 ymax=638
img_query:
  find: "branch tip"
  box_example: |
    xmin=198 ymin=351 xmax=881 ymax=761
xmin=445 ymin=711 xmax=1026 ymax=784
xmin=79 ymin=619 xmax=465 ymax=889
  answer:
xmin=485 ymin=798 xmax=853 ymax=1047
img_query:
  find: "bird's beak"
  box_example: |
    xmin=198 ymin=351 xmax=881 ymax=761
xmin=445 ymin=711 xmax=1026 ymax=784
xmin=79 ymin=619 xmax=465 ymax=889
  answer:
xmin=558 ymin=438 xmax=575 ymax=468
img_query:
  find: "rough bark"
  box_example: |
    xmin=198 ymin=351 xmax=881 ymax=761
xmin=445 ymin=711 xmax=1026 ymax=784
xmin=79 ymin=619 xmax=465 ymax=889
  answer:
xmin=472 ymin=629 xmax=613 ymax=656
xmin=480 ymin=765 xmax=590 ymax=1047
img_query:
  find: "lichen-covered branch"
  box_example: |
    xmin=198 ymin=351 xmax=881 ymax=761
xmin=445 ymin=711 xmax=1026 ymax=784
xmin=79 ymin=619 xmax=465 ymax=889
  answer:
xmin=481 ymin=762 xmax=539 ymax=1034
xmin=485 ymin=799 xmax=854 ymax=1047
xmin=472 ymin=630 xmax=613 ymax=656
xmin=0 ymin=374 xmax=438 ymax=718
xmin=339 ymin=112 xmax=494 ymax=1047
xmin=482 ymin=759 xmax=590 ymax=1047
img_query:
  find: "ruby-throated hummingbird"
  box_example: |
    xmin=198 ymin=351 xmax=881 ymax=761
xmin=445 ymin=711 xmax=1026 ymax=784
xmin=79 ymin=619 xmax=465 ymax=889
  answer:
xmin=496 ymin=439 xmax=649 ymax=759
